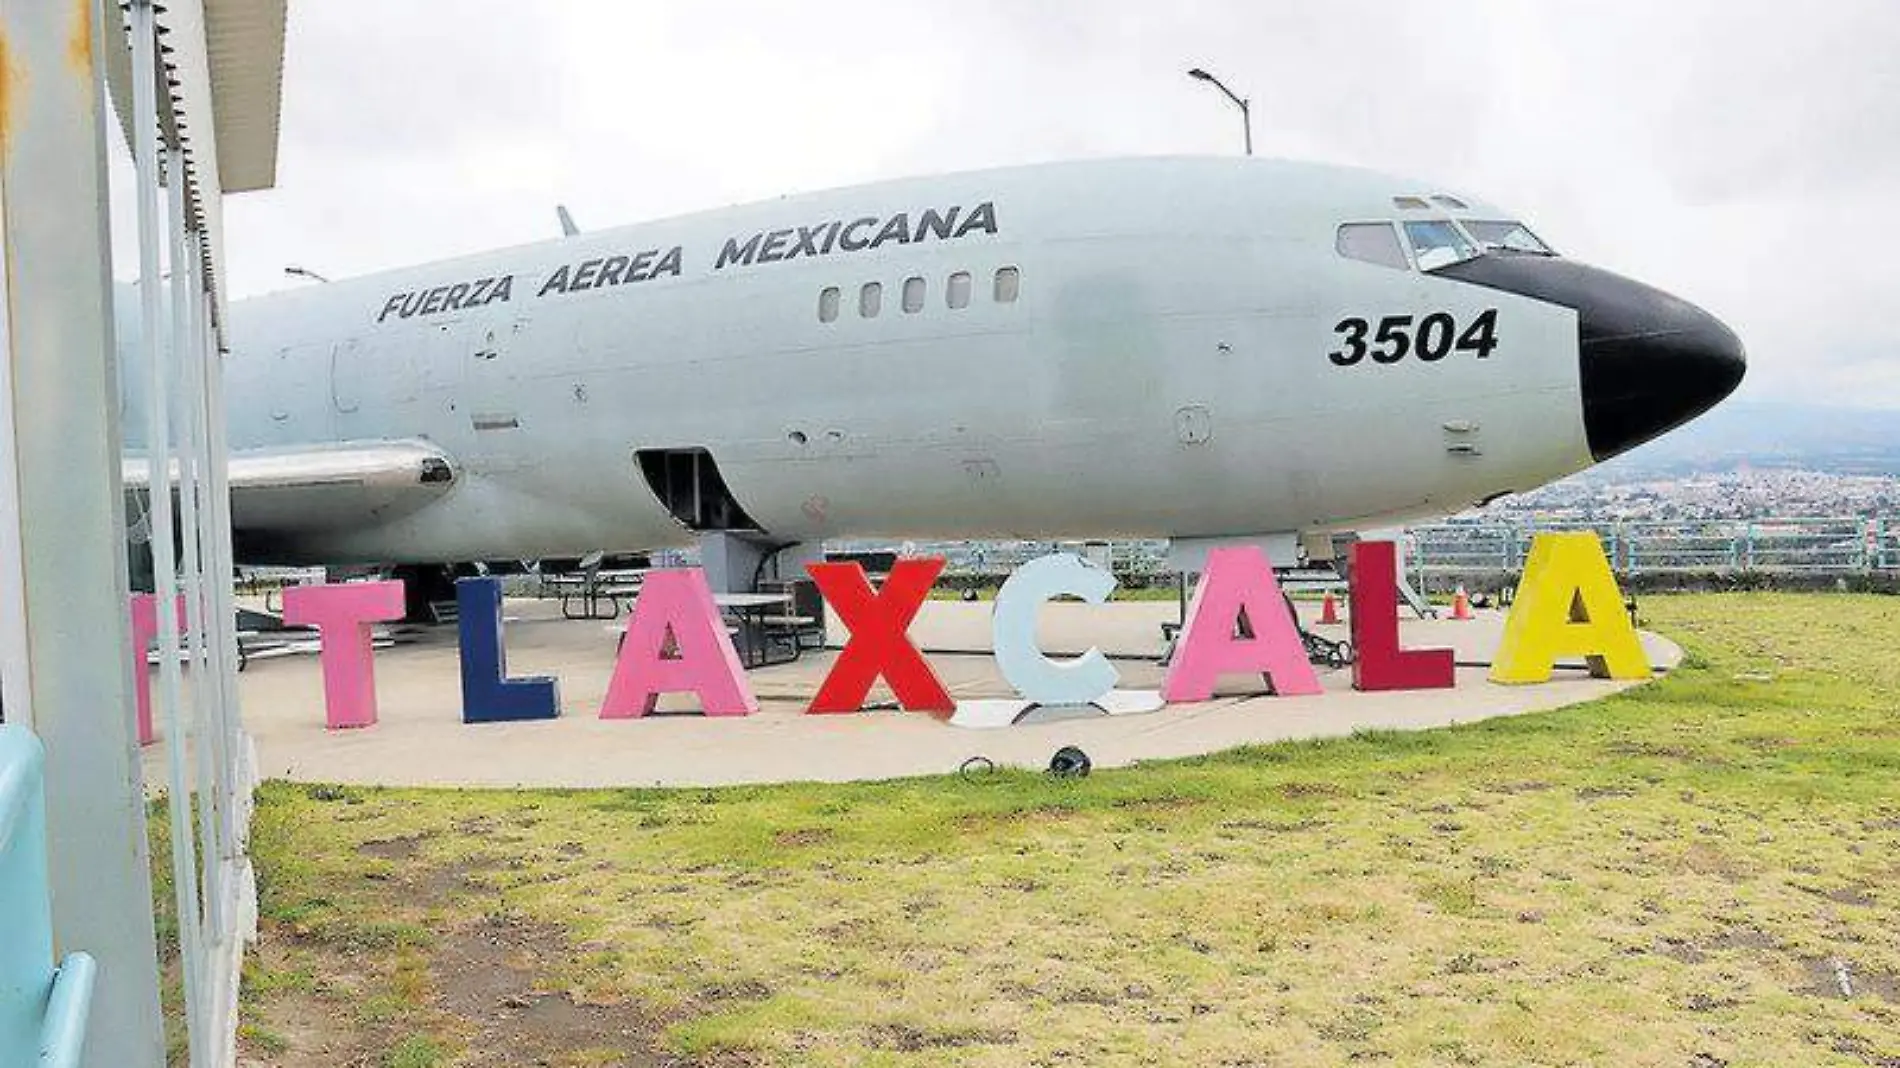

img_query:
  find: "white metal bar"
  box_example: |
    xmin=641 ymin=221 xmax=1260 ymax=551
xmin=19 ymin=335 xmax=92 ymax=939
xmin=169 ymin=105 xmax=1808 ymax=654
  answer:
xmin=195 ymin=293 xmax=237 ymax=837
xmin=181 ymin=137 xmax=246 ymax=1068
xmin=201 ymin=301 xmax=255 ymax=1051
xmin=190 ymin=288 xmax=243 ymax=1004
xmin=130 ymin=3 xmax=208 ymax=1063
xmin=0 ymin=0 xmax=169 ymax=1063
xmin=199 ymin=302 xmax=245 ymax=1068
xmin=187 ymin=305 xmax=241 ymax=1068
xmin=0 ymin=176 xmax=28 ymax=729
xmin=168 ymin=162 xmax=225 ymax=948
xmin=198 ymin=292 xmax=246 ymax=919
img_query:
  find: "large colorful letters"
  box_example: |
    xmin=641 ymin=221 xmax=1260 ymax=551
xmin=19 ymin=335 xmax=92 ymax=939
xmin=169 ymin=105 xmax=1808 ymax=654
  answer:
xmin=990 ymin=553 xmax=1120 ymax=705
xmin=1491 ymin=532 xmax=1651 ymax=683
xmin=281 ymin=580 xmax=407 ymax=729
xmin=1350 ymin=541 xmax=1455 ymax=692
xmin=600 ymin=569 xmax=757 ymax=718
xmin=1162 ymin=546 xmax=1321 ymax=702
xmin=805 ymin=558 xmax=954 ymax=715
xmin=457 ymin=577 xmax=561 ymax=723
xmin=154 ymin=532 xmax=1653 ymax=734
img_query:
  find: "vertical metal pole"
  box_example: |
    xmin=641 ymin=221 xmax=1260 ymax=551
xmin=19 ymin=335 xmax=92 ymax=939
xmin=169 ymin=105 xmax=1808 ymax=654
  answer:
xmin=1240 ymin=99 xmax=1253 ymax=156
xmin=130 ymin=3 xmax=207 ymax=1063
xmin=199 ymin=292 xmax=246 ymax=868
xmin=0 ymin=172 xmax=27 ymax=727
xmin=168 ymin=169 xmax=224 ymax=945
xmin=185 ymin=253 xmax=241 ymax=1068
xmin=0 ymin=0 xmax=168 ymax=1063
xmin=199 ymin=294 xmax=247 ymax=1067
xmin=1412 ymin=537 xmax=1425 ymax=598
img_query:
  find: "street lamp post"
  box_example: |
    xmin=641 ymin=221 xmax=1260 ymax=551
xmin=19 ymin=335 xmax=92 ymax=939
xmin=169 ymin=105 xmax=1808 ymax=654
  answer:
xmin=1187 ymin=67 xmax=1252 ymax=156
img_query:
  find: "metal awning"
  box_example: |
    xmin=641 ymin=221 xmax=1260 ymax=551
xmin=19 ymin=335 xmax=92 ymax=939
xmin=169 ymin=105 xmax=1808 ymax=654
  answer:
xmin=103 ymin=0 xmax=287 ymax=330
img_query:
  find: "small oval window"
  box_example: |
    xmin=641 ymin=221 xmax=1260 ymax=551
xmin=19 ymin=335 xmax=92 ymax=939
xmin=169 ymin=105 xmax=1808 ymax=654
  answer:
xmin=946 ymin=271 xmax=972 ymax=309
xmin=993 ymin=266 xmax=1020 ymax=303
xmin=902 ymin=276 xmax=926 ymax=313
xmin=859 ymin=282 xmax=882 ymax=318
xmin=817 ymin=286 xmax=840 ymax=322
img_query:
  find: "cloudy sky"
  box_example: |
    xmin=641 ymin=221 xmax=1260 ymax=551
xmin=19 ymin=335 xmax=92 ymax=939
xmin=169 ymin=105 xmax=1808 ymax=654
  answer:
xmin=120 ymin=0 xmax=1900 ymax=407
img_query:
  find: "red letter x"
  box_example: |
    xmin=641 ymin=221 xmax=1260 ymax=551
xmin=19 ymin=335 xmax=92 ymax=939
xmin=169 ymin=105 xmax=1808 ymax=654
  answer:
xmin=806 ymin=557 xmax=954 ymax=716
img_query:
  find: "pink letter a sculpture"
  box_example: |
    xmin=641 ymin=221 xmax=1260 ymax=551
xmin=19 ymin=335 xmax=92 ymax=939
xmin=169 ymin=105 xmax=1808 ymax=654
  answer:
xmin=601 ymin=569 xmax=757 ymax=718
xmin=1162 ymin=546 xmax=1322 ymax=702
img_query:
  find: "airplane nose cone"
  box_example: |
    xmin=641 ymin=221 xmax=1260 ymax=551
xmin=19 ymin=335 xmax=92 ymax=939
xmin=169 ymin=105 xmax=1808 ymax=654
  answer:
xmin=1433 ymin=255 xmax=1745 ymax=461
xmin=1574 ymin=279 xmax=1746 ymax=461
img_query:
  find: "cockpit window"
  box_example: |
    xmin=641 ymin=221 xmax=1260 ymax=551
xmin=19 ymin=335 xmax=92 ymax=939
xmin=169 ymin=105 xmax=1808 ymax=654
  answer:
xmin=1335 ymin=223 xmax=1410 ymax=270
xmin=1403 ymin=220 xmax=1479 ymax=270
xmin=1463 ymin=220 xmax=1555 ymax=256
xmin=1429 ymin=194 xmax=1469 ymax=210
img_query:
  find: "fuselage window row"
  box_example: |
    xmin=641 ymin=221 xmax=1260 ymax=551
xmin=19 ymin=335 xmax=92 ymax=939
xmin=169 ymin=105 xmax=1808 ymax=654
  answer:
xmin=816 ymin=267 xmax=1020 ymax=322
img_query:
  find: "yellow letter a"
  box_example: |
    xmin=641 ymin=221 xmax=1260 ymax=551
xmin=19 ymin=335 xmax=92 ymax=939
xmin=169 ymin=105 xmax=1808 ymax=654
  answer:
xmin=1490 ymin=532 xmax=1650 ymax=684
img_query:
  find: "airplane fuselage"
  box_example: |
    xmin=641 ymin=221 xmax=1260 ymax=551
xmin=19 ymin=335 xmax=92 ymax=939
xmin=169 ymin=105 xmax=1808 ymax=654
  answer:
xmin=202 ymin=157 xmax=1742 ymax=565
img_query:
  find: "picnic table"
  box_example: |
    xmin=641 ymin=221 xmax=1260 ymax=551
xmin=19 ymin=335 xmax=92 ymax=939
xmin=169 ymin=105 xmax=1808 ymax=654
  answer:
xmin=606 ymin=589 xmax=800 ymax=669
xmin=714 ymin=592 xmax=798 ymax=668
xmin=545 ymin=568 xmax=648 ymax=620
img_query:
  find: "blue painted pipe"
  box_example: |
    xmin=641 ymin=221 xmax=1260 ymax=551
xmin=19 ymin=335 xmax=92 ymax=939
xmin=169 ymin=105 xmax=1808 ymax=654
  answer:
xmin=0 ymin=728 xmax=95 ymax=1066
xmin=0 ymin=727 xmax=54 ymax=1059
xmin=38 ymin=953 xmax=96 ymax=1068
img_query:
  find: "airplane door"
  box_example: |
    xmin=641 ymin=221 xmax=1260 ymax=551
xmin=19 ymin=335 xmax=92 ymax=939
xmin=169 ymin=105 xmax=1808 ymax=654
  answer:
xmin=268 ymin=343 xmax=325 ymax=443
xmin=634 ymin=447 xmax=765 ymax=533
xmin=269 ymin=347 xmax=295 ymax=425
xmin=468 ymin=318 xmax=525 ymax=429
xmin=330 ymin=338 xmax=363 ymax=415
xmin=464 ymin=317 xmax=529 ymax=470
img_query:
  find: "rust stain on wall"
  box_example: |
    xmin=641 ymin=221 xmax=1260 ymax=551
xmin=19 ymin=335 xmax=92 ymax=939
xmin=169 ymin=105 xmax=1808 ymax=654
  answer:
xmin=0 ymin=31 xmax=18 ymax=165
xmin=68 ymin=0 xmax=95 ymax=75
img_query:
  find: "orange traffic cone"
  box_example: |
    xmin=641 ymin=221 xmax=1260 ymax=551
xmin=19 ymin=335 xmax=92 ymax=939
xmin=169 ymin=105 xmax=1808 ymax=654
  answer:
xmin=1318 ymin=592 xmax=1340 ymax=625
xmin=1450 ymin=586 xmax=1473 ymax=621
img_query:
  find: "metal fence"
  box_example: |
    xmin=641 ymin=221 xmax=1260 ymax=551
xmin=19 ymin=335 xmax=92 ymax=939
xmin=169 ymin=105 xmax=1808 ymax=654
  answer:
xmin=1406 ymin=517 xmax=1895 ymax=580
xmin=813 ymin=519 xmax=1899 ymax=587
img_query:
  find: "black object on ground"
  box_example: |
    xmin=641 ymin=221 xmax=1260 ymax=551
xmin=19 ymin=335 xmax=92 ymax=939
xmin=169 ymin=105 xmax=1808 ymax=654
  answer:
xmin=1048 ymin=746 xmax=1092 ymax=778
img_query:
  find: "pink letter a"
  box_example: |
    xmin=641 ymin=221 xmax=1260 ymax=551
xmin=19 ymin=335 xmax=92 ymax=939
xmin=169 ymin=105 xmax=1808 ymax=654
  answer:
xmin=1162 ymin=546 xmax=1321 ymax=702
xmin=601 ymin=569 xmax=757 ymax=718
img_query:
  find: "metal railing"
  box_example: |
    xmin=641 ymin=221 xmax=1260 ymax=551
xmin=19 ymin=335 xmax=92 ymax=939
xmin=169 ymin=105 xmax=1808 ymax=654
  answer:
xmin=1404 ymin=516 xmax=1896 ymax=579
xmin=813 ymin=520 xmax=1900 ymax=586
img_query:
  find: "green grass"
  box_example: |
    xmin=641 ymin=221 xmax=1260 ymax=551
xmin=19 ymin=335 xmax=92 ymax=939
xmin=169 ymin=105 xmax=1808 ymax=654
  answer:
xmin=384 ymin=1034 xmax=450 ymax=1068
xmin=215 ymin=593 xmax=1900 ymax=1066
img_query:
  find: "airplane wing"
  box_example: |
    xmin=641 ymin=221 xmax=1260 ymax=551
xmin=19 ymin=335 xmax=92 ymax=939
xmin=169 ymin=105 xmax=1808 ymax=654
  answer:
xmin=123 ymin=438 xmax=457 ymax=533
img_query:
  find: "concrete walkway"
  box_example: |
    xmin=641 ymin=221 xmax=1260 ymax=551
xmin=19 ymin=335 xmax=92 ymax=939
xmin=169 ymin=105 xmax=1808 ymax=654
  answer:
xmin=147 ymin=599 xmax=1680 ymax=790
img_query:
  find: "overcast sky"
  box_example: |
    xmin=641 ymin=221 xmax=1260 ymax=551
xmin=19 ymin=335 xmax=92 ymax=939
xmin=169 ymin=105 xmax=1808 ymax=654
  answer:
xmin=117 ymin=0 xmax=1900 ymax=407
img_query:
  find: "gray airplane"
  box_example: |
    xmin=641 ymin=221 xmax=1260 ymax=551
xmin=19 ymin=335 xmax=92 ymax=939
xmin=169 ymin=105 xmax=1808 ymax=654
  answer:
xmin=125 ymin=156 xmax=1745 ymax=607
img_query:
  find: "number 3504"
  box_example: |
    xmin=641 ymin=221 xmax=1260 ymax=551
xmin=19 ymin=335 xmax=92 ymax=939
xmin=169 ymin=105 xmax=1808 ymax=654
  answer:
xmin=1329 ymin=309 xmax=1499 ymax=366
